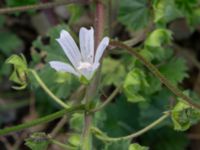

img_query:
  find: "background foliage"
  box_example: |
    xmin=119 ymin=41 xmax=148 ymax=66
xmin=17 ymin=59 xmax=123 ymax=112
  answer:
xmin=1 ymin=0 xmax=200 ymax=149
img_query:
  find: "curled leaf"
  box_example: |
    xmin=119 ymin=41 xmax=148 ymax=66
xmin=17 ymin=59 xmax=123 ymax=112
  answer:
xmin=145 ymin=29 xmax=172 ymax=48
xmin=6 ymin=54 xmax=28 ymax=90
xmin=171 ymin=95 xmax=200 ymax=131
xmin=123 ymin=68 xmax=149 ymax=103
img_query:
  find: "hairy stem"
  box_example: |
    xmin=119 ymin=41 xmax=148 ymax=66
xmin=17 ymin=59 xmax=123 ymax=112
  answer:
xmin=0 ymin=0 xmax=88 ymax=14
xmin=82 ymin=110 xmax=92 ymax=150
xmin=30 ymin=69 xmax=70 ymax=109
xmin=94 ymin=0 xmax=105 ymax=50
xmin=0 ymin=104 xmax=85 ymax=136
xmin=92 ymin=112 xmax=169 ymax=142
xmin=81 ymin=84 xmax=96 ymax=150
xmin=110 ymin=40 xmax=200 ymax=109
xmin=81 ymin=1 xmax=105 ymax=150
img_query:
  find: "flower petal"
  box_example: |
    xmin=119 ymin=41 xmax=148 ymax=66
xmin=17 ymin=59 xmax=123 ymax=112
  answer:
xmin=80 ymin=62 xmax=99 ymax=80
xmin=92 ymin=62 xmax=100 ymax=72
xmin=79 ymin=27 xmax=94 ymax=63
xmin=80 ymin=69 xmax=92 ymax=80
xmin=94 ymin=37 xmax=109 ymax=63
xmin=49 ymin=61 xmax=80 ymax=77
xmin=56 ymin=30 xmax=81 ymax=67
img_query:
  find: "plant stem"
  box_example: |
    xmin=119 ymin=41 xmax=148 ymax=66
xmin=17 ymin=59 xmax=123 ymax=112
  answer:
xmin=0 ymin=104 xmax=85 ymax=136
xmin=110 ymin=40 xmax=200 ymax=110
xmin=0 ymin=0 xmax=88 ymax=14
xmin=81 ymin=1 xmax=105 ymax=150
xmin=94 ymin=0 xmax=105 ymax=50
xmin=82 ymin=110 xmax=92 ymax=150
xmin=81 ymin=83 xmax=97 ymax=150
xmin=30 ymin=69 xmax=70 ymax=109
xmin=50 ymin=138 xmax=76 ymax=150
xmin=49 ymin=115 xmax=68 ymax=138
xmin=90 ymin=85 xmax=121 ymax=113
xmin=92 ymin=112 xmax=170 ymax=142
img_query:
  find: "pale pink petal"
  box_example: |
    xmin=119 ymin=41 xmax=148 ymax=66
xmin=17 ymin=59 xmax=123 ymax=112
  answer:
xmin=94 ymin=37 xmax=109 ymax=63
xmin=81 ymin=62 xmax=99 ymax=80
xmin=79 ymin=27 xmax=94 ymax=63
xmin=57 ymin=30 xmax=81 ymax=67
xmin=92 ymin=62 xmax=100 ymax=72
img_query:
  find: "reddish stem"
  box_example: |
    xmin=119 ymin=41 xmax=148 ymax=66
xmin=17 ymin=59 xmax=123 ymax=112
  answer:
xmin=81 ymin=1 xmax=105 ymax=150
xmin=94 ymin=0 xmax=105 ymax=50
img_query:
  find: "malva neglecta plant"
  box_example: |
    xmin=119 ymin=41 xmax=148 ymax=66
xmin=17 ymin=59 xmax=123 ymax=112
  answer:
xmin=1 ymin=0 xmax=200 ymax=150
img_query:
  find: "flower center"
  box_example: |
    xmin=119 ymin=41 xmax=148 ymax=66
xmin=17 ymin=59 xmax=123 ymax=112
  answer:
xmin=77 ymin=62 xmax=92 ymax=70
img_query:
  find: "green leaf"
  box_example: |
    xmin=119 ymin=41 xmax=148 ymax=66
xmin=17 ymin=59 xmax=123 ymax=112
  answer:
xmin=173 ymin=0 xmax=200 ymax=28
xmin=25 ymin=132 xmax=50 ymax=150
xmin=139 ymin=89 xmax=171 ymax=128
xmin=171 ymin=101 xmax=191 ymax=131
xmin=187 ymin=8 xmax=200 ymax=27
xmin=69 ymin=113 xmax=84 ymax=132
xmin=67 ymin=133 xmax=81 ymax=147
xmin=6 ymin=54 xmax=28 ymax=89
xmin=171 ymin=99 xmax=200 ymax=131
xmin=153 ymin=0 xmax=182 ymax=25
xmin=67 ymin=4 xmax=84 ymax=24
xmin=171 ymin=92 xmax=200 ymax=131
xmin=6 ymin=54 xmax=27 ymax=69
xmin=139 ymin=48 xmax=155 ymax=61
xmin=0 ymin=31 xmax=23 ymax=56
xmin=102 ymin=58 xmax=126 ymax=86
xmin=129 ymin=143 xmax=149 ymax=150
xmin=175 ymin=0 xmax=197 ymax=14
xmin=145 ymin=29 xmax=172 ymax=48
xmin=159 ymin=58 xmax=188 ymax=85
xmin=32 ymin=24 xmax=71 ymax=64
xmin=143 ymin=74 xmax=161 ymax=95
xmin=118 ymin=0 xmax=151 ymax=30
xmin=141 ymin=127 xmax=188 ymax=150
xmin=99 ymin=95 xmax=140 ymax=137
xmin=123 ymin=68 xmax=149 ymax=103
xmin=103 ymin=140 xmax=131 ymax=150
xmin=143 ymin=29 xmax=173 ymax=61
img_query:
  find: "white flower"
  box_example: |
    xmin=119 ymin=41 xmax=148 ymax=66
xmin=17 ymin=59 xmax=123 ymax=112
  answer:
xmin=49 ymin=27 xmax=109 ymax=81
